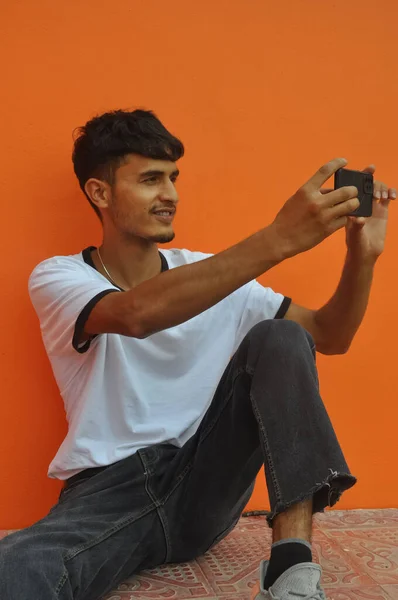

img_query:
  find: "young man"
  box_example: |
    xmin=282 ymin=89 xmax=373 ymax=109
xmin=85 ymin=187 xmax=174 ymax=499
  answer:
xmin=0 ymin=110 xmax=395 ymax=600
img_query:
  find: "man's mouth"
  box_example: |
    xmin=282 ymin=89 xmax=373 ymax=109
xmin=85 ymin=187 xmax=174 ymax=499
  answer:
xmin=152 ymin=209 xmax=175 ymax=223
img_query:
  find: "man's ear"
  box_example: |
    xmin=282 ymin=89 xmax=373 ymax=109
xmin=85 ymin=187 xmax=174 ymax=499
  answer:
xmin=84 ymin=178 xmax=111 ymax=211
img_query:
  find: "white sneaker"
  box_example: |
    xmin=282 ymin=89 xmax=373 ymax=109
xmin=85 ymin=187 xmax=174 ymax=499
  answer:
xmin=251 ymin=561 xmax=327 ymax=600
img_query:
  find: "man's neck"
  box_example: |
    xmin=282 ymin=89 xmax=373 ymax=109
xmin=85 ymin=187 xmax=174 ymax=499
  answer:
xmin=92 ymin=235 xmax=162 ymax=291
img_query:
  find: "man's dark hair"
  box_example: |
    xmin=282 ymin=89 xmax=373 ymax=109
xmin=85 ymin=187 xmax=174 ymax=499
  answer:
xmin=72 ymin=109 xmax=184 ymax=220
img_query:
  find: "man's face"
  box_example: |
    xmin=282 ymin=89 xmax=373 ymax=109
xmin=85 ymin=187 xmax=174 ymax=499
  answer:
xmin=106 ymin=154 xmax=180 ymax=243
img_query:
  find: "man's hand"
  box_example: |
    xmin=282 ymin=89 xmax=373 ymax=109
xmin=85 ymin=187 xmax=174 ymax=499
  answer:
xmin=345 ymin=165 xmax=396 ymax=264
xmin=282 ymin=162 xmax=396 ymax=355
xmin=270 ymin=158 xmax=359 ymax=258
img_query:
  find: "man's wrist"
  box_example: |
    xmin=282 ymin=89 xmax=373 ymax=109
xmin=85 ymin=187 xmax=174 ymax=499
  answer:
xmin=345 ymin=249 xmax=378 ymax=270
xmin=263 ymin=222 xmax=296 ymax=262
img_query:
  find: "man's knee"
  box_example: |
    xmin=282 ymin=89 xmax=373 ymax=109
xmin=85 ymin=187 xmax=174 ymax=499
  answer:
xmin=246 ymin=319 xmax=315 ymax=357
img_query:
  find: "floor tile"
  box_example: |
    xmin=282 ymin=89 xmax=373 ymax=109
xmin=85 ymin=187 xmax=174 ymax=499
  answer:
xmin=317 ymin=586 xmax=395 ymax=599
xmin=382 ymin=585 xmax=398 ymax=599
xmin=315 ymin=510 xmax=398 ymax=531
xmin=103 ymin=561 xmax=216 ymax=599
xmin=196 ymin=522 xmax=269 ymax=597
xmin=311 ymin=529 xmax=375 ymax=588
xmin=325 ymin=528 xmax=398 ymax=585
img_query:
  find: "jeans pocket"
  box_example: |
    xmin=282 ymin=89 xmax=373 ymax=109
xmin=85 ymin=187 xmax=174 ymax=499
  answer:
xmin=58 ymin=475 xmax=92 ymax=503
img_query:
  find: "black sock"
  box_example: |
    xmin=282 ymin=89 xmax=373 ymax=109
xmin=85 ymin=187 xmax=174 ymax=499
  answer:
xmin=263 ymin=539 xmax=312 ymax=590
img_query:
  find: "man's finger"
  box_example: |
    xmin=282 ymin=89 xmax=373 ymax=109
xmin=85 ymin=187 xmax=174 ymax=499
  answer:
xmin=322 ymin=185 xmax=358 ymax=208
xmin=380 ymin=184 xmax=389 ymax=201
xmin=363 ymin=164 xmax=376 ymax=175
xmin=329 ymin=196 xmax=360 ymax=219
xmin=303 ymin=158 xmax=348 ymax=192
xmin=329 ymin=215 xmax=349 ymax=234
xmin=373 ymin=180 xmax=386 ymax=199
xmin=349 ymin=216 xmax=366 ymax=229
xmin=380 ymin=196 xmax=392 ymax=208
xmin=320 ymin=188 xmax=333 ymax=195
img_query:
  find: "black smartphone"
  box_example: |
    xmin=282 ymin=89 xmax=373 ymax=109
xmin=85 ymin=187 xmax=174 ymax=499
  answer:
xmin=334 ymin=168 xmax=374 ymax=217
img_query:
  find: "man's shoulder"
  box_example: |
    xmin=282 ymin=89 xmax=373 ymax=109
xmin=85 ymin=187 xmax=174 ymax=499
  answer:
xmin=161 ymin=247 xmax=214 ymax=267
xmin=29 ymin=251 xmax=90 ymax=288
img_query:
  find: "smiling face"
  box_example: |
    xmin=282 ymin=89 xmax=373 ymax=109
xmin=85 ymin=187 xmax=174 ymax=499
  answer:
xmin=86 ymin=154 xmax=180 ymax=243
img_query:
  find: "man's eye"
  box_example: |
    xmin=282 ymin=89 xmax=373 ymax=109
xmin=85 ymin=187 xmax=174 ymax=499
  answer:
xmin=145 ymin=177 xmax=158 ymax=184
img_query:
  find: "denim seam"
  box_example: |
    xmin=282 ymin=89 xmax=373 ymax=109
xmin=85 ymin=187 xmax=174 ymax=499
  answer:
xmin=144 ymin=478 xmax=172 ymax=561
xmin=246 ymin=365 xmax=282 ymax=503
xmin=160 ymin=461 xmax=194 ymax=505
xmin=62 ymin=502 xmax=157 ymax=563
xmin=141 ymin=453 xmax=194 ymax=560
xmin=138 ymin=449 xmax=162 ymax=509
xmin=138 ymin=446 xmax=160 ymax=475
xmin=156 ymin=505 xmax=172 ymax=562
xmin=138 ymin=448 xmax=174 ymax=562
xmin=55 ymin=567 xmax=68 ymax=598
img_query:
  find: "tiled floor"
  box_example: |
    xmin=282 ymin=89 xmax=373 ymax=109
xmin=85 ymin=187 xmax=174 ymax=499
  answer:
xmin=1 ymin=509 xmax=397 ymax=599
xmin=103 ymin=510 xmax=398 ymax=600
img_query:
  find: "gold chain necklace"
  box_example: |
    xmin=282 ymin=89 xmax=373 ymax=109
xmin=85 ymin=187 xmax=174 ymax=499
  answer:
xmin=96 ymin=247 xmax=125 ymax=291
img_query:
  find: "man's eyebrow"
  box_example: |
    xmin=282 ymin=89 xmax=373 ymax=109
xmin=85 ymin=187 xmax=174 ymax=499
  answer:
xmin=139 ymin=169 xmax=180 ymax=178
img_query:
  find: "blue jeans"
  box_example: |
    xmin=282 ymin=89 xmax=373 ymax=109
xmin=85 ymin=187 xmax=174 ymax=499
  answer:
xmin=0 ymin=320 xmax=356 ymax=599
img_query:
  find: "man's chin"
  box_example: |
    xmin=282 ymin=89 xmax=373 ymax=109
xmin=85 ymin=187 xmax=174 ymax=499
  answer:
xmin=123 ymin=227 xmax=176 ymax=245
xmin=150 ymin=231 xmax=176 ymax=244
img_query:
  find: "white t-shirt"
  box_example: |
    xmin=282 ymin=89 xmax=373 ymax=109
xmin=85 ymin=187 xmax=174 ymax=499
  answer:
xmin=28 ymin=247 xmax=291 ymax=480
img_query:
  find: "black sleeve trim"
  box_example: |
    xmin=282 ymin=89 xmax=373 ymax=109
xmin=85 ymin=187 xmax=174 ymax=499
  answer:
xmin=274 ymin=296 xmax=292 ymax=320
xmin=72 ymin=289 xmax=120 ymax=354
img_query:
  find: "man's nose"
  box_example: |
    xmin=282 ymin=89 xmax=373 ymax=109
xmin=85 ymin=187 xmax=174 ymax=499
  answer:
xmin=160 ymin=180 xmax=179 ymax=204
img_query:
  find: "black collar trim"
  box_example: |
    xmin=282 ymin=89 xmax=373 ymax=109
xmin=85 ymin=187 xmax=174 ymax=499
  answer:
xmin=82 ymin=246 xmax=169 ymax=291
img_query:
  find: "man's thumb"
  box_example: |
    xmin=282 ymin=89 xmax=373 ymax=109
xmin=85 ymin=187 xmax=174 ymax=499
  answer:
xmin=350 ymin=216 xmax=366 ymax=229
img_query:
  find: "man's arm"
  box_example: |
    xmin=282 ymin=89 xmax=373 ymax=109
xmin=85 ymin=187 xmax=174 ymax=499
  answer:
xmin=85 ymin=158 xmax=359 ymax=340
xmin=285 ymin=170 xmax=396 ymax=355
xmin=284 ymin=253 xmax=375 ymax=355
xmin=86 ymin=227 xmax=285 ymax=339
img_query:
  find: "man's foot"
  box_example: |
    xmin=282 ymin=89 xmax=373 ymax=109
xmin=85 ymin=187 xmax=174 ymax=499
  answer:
xmin=251 ymin=561 xmax=327 ymax=599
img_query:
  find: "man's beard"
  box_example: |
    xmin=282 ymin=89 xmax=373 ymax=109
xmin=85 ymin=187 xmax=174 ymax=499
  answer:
xmin=112 ymin=208 xmax=176 ymax=245
xmin=149 ymin=231 xmax=176 ymax=244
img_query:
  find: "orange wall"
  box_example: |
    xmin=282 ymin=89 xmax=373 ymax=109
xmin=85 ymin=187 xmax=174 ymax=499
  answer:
xmin=1 ymin=0 xmax=397 ymax=529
